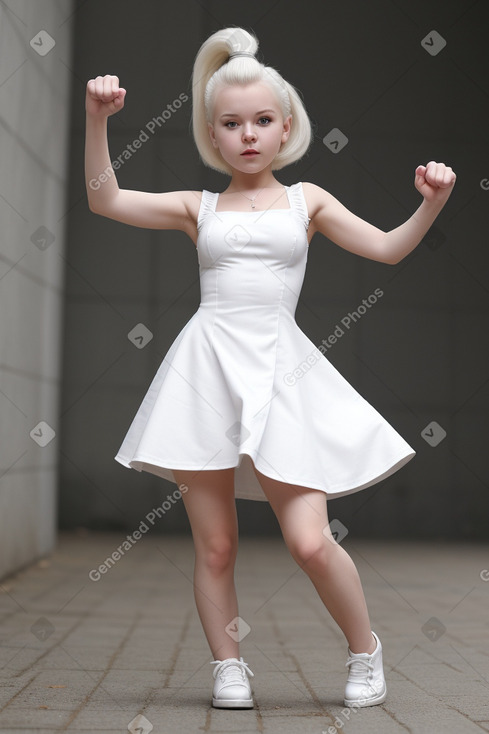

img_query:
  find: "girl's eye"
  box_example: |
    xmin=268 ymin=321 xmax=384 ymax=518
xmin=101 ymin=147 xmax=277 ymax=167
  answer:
xmin=224 ymin=118 xmax=271 ymax=128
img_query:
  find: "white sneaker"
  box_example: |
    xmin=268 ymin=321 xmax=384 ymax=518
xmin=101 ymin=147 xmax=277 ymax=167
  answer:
xmin=210 ymin=656 xmax=254 ymax=708
xmin=344 ymin=631 xmax=387 ymax=707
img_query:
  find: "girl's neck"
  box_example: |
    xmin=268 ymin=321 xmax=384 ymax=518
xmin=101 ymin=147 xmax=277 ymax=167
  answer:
xmin=224 ymin=171 xmax=282 ymax=194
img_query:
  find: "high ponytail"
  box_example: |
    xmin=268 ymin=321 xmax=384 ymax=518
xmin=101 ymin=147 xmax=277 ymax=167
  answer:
xmin=191 ymin=27 xmax=313 ymax=175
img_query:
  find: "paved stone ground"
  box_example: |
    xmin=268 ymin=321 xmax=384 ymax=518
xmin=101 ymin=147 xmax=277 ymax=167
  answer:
xmin=0 ymin=531 xmax=488 ymax=733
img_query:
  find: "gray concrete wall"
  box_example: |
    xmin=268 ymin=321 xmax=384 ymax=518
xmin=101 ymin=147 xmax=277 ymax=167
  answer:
xmin=0 ymin=1 xmax=74 ymax=579
xmin=60 ymin=0 xmax=489 ymax=539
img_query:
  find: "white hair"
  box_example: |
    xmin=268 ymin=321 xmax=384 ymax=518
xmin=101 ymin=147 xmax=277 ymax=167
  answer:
xmin=191 ymin=27 xmax=313 ymax=174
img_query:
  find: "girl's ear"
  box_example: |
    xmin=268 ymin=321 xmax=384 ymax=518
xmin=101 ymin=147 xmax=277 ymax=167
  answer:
xmin=281 ymin=114 xmax=292 ymax=143
xmin=208 ymin=122 xmax=219 ymax=149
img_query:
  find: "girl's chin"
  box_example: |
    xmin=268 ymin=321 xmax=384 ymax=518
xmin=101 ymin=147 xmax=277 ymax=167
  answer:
xmin=227 ymin=158 xmax=271 ymax=174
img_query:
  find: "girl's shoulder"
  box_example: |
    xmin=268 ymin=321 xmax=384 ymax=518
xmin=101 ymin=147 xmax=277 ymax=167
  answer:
xmin=301 ymin=181 xmax=332 ymax=219
xmin=180 ymin=190 xmax=205 ymax=220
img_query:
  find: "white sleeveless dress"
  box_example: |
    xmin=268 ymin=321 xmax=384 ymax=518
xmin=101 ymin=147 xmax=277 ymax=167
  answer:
xmin=115 ymin=183 xmax=415 ymax=500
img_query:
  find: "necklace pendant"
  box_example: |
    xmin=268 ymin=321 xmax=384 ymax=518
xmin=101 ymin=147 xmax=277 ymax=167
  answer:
xmin=251 ymin=202 xmax=255 ymax=209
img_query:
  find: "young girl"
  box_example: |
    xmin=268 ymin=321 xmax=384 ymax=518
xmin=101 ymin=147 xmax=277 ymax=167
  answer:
xmin=85 ymin=27 xmax=456 ymax=710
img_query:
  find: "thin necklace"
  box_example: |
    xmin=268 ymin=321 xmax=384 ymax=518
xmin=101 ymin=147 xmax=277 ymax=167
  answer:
xmin=227 ymin=186 xmax=285 ymax=209
xmin=237 ymin=187 xmax=264 ymax=209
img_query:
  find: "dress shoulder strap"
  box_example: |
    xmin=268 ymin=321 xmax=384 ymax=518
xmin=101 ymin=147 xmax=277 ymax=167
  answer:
xmin=197 ymin=190 xmax=219 ymax=230
xmin=287 ymin=182 xmax=311 ymax=230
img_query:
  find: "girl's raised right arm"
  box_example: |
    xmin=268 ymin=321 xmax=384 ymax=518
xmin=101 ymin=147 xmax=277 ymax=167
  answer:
xmin=85 ymin=75 xmax=198 ymax=239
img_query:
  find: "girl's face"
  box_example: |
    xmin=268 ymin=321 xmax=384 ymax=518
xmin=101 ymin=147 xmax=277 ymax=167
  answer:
xmin=208 ymin=81 xmax=291 ymax=175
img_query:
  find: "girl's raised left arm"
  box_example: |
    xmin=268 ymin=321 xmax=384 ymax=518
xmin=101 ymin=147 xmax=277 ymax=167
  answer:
xmin=305 ymin=161 xmax=456 ymax=264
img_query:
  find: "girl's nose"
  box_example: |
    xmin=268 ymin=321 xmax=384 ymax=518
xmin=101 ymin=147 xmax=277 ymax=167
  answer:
xmin=242 ymin=125 xmax=257 ymax=142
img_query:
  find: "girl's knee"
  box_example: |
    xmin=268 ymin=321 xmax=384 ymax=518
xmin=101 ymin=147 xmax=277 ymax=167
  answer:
xmin=198 ymin=534 xmax=238 ymax=574
xmin=288 ymin=535 xmax=337 ymax=571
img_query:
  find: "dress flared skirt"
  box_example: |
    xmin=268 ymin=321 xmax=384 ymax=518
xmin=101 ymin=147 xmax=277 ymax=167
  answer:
xmin=115 ymin=308 xmax=415 ymax=501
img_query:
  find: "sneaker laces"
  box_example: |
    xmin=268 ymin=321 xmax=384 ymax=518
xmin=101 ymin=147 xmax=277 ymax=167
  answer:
xmin=210 ymin=657 xmax=255 ymax=683
xmin=345 ymin=654 xmax=374 ymax=681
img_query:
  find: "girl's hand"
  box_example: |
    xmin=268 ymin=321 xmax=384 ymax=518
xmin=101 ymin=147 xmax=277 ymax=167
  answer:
xmin=85 ymin=75 xmax=126 ymax=118
xmin=414 ymin=161 xmax=456 ymax=203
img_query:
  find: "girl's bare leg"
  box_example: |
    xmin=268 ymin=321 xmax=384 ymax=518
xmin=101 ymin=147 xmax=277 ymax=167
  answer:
xmin=173 ymin=468 xmax=240 ymax=660
xmin=253 ymin=467 xmax=375 ymax=654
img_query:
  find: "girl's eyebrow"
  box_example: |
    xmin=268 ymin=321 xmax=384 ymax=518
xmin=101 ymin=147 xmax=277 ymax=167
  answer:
xmin=219 ymin=109 xmax=277 ymax=119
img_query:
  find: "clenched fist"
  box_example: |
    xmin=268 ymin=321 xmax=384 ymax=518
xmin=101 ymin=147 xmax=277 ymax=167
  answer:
xmin=414 ymin=161 xmax=456 ymax=204
xmin=86 ymin=75 xmax=126 ymax=118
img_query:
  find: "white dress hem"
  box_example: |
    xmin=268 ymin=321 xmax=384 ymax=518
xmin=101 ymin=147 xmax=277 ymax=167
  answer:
xmin=114 ymin=446 xmax=415 ymax=501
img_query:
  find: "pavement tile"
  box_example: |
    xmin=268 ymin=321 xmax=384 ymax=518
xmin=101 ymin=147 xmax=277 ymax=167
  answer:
xmin=0 ymin=533 xmax=488 ymax=733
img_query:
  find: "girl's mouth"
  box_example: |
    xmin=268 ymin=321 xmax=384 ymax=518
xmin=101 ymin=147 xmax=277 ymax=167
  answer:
xmin=241 ymin=150 xmax=259 ymax=156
